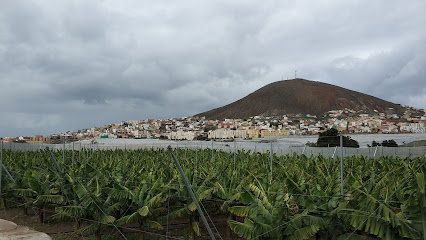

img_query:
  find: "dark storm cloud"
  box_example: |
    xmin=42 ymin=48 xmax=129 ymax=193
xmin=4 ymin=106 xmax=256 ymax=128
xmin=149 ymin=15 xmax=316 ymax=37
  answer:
xmin=317 ymin=39 xmax=426 ymax=105
xmin=1 ymin=0 xmax=425 ymax=137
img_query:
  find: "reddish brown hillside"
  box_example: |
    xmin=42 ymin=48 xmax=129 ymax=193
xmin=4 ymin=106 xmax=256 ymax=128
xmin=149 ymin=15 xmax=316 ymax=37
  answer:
xmin=195 ymin=79 xmax=404 ymax=119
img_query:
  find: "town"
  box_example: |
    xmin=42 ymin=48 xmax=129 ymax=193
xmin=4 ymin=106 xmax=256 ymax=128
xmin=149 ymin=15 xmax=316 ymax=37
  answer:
xmin=4 ymin=106 xmax=425 ymax=144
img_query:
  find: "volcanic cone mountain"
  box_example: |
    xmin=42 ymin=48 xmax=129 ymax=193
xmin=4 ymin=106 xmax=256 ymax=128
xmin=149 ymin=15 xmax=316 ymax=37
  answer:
xmin=195 ymin=79 xmax=404 ymax=119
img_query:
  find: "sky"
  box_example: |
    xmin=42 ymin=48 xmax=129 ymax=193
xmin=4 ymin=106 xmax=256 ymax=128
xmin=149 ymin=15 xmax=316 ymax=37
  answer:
xmin=1 ymin=0 xmax=425 ymax=137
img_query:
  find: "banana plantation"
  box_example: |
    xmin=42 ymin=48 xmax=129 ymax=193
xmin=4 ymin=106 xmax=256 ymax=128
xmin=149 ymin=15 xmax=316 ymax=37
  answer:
xmin=0 ymin=147 xmax=425 ymax=240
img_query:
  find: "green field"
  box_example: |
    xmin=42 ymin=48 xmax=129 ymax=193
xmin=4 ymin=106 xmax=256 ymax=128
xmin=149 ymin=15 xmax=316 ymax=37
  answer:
xmin=0 ymin=148 xmax=425 ymax=240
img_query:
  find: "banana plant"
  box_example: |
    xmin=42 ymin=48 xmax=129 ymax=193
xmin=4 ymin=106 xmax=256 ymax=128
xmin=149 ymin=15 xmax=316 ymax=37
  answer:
xmin=399 ymin=171 xmax=426 ymax=240
xmin=165 ymin=169 xmax=218 ymax=240
xmin=13 ymin=168 xmax=64 ymax=223
xmin=111 ymin=173 xmax=169 ymax=240
xmin=213 ymin=168 xmax=250 ymax=240
xmin=334 ymin=168 xmax=422 ymax=240
xmin=228 ymin=176 xmax=324 ymax=239
xmin=53 ymin=176 xmax=117 ymax=240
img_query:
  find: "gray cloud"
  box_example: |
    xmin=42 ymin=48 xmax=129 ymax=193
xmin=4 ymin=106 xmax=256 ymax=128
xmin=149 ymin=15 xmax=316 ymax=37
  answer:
xmin=1 ymin=0 xmax=425 ymax=137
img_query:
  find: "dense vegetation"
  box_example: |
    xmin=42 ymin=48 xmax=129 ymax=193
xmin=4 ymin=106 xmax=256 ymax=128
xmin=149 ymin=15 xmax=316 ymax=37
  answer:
xmin=316 ymin=128 xmax=360 ymax=148
xmin=0 ymin=148 xmax=425 ymax=240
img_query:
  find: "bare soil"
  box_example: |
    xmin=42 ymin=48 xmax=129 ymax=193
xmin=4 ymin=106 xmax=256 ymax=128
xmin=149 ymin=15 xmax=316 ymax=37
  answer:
xmin=0 ymin=206 xmax=242 ymax=240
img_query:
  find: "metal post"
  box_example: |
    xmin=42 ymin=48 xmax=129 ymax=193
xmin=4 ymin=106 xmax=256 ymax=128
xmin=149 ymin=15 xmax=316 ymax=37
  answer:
xmin=1 ymin=155 xmax=32 ymax=204
xmin=332 ymin=146 xmax=337 ymax=159
xmin=1 ymin=163 xmax=14 ymax=184
xmin=72 ymin=141 xmax=75 ymax=168
xmin=1 ymin=159 xmax=30 ymax=206
xmin=211 ymin=141 xmax=214 ymax=162
xmin=233 ymin=141 xmax=236 ymax=169
xmin=302 ymin=145 xmax=306 ymax=155
xmin=63 ymin=138 xmax=65 ymax=163
xmin=374 ymin=146 xmax=378 ymax=159
xmin=270 ymin=142 xmax=273 ymax=183
xmin=340 ymin=135 xmax=344 ymax=198
xmin=168 ymin=146 xmax=217 ymax=240
xmin=46 ymin=147 xmax=63 ymax=174
xmin=0 ymin=139 xmax=3 ymax=205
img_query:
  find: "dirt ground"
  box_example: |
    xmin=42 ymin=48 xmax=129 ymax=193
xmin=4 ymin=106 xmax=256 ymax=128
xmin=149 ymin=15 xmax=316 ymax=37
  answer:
xmin=0 ymin=205 xmax=242 ymax=239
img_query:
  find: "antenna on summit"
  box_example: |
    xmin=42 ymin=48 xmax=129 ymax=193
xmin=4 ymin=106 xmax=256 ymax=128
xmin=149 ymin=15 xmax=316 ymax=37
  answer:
xmin=295 ymin=70 xmax=297 ymax=79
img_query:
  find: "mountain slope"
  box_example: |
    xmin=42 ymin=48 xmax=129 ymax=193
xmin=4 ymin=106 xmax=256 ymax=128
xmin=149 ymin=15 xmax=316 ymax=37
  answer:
xmin=195 ymin=79 xmax=404 ymax=119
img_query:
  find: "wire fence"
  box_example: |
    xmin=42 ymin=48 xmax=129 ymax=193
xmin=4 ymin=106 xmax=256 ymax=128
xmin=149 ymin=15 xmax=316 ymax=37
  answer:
xmin=2 ymin=137 xmax=426 ymax=158
xmin=1 ymin=139 xmax=425 ymax=239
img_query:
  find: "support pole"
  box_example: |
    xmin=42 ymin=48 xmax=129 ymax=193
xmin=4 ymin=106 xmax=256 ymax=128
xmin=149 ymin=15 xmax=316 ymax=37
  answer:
xmin=373 ymin=146 xmax=378 ymax=159
xmin=340 ymin=135 xmax=344 ymax=198
xmin=270 ymin=142 xmax=273 ymax=183
xmin=63 ymin=137 xmax=65 ymax=163
xmin=168 ymin=146 xmax=217 ymax=240
xmin=72 ymin=142 xmax=75 ymax=168
xmin=332 ymin=146 xmax=337 ymax=159
xmin=46 ymin=147 xmax=63 ymax=174
xmin=0 ymin=139 xmax=3 ymax=205
xmin=1 ymin=161 xmax=29 ymax=204
xmin=233 ymin=141 xmax=236 ymax=169
xmin=211 ymin=141 xmax=214 ymax=162
xmin=1 ymin=163 xmax=15 ymax=184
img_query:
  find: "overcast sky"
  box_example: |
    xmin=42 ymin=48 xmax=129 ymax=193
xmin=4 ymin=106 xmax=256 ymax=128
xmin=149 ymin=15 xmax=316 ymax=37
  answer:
xmin=1 ymin=0 xmax=425 ymax=137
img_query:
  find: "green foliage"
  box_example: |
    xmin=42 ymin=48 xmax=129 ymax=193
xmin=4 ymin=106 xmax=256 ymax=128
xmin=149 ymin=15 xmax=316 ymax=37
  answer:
xmin=382 ymin=139 xmax=398 ymax=147
xmin=0 ymin=148 xmax=424 ymax=239
xmin=316 ymin=128 xmax=360 ymax=148
xmin=370 ymin=139 xmax=399 ymax=147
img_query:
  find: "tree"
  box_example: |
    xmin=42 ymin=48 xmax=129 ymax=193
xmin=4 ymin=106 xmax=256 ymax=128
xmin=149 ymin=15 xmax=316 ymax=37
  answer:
xmin=316 ymin=128 xmax=359 ymax=148
xmin=381 ymin=140 xmax=398 ymax=147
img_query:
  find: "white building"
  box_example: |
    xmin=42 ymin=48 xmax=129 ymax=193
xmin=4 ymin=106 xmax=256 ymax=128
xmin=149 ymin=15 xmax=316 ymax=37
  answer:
xmin=169 ymin=131 xmax=195 ymax=140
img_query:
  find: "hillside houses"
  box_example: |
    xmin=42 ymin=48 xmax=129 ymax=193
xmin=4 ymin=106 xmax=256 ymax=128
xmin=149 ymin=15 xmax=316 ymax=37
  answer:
xmin=3 ymin=106 xmax=425 ymax=143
